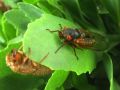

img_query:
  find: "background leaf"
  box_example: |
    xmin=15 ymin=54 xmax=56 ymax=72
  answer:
xmin=100 ymin=0 xmax=120 ymax=28
xmin=1 ymin=15 xmax=16 ymax=42
xmin=103 ymin=54 xmax=120 ymax=90
xmin=3 ymin=0 xmax=18 ymax=8
xmin=78 ymin=0 xmax=106 ymax=32
xmin=71 ymin=73 xmax=97 ymax=90
xmin=23 ymin=0 xmax=39 ymax=4
xmin=18 ymin=2 xmax=43 ymax=21
xmin=45 ymin=70 xmax=69 ymax=90
xmin=4 ymin=9 xmax=30 ymax=33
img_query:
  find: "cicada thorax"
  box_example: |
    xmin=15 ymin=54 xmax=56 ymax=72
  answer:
xmin=59 ymin=28 xmax=81 ymax=41
xmin=6 ymin=49 xmax=51 ymax=76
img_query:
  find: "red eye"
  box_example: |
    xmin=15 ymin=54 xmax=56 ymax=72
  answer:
xmin=66 ymin=35 xmax=72 ymax=41
xmin=15 ymin=53 xmax=21 ymax=61
xmin=12 ymin=52 xmax=22 ymax=62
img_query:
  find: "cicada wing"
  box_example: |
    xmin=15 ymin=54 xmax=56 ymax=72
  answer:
xmin=90 ymin=32 xmax=109 ymax=51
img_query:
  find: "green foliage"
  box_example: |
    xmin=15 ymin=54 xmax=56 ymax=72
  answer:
xmin=0 ymin=0 xmax=120 ymax=90
xmin=5 ymin=9 xmax=30 ymax=33
xmin=103 ymin=54 xmax=120 ymax=90
xmin=100 ymin=0 xmax=120 ymax=24
xmin=45 ymin=71 xmax=69 ymax=90
xmin=23 ymin=14 xmax=96 ymax=75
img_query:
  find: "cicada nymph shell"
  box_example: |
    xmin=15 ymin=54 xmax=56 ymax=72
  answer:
xmin=6 ymin=49 xmax=52 ymax=76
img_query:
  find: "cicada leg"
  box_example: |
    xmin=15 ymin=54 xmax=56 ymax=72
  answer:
xmin=22 ymin=48 xmax=31 ymax=64
xmin=39 ymin=53 xmax=49 ymax=63
xmin=55 ymin=43 xmax=66 ymax=53
xmin=46 ymin=24 xmax=63 ymax=32
xmin=59 ymin=24 xmax=63 ymax=30
xmin=18 ymin=45 xmax=23 ymax=51
xmin=72 ymin=46 xmax=79 ymax=60
xmin=46 ymin=29 xmax=60 ymax=33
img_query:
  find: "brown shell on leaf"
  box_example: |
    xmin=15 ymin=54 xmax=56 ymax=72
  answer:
xmin=6 ymin=50 xmax=52 ymax=76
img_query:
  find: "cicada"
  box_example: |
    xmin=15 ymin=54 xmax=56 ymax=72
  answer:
xmin=47 ymin=24 xmax=108 ymax=59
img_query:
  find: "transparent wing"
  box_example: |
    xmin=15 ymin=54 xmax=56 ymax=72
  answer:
xmin=90 ymin=32 xmax=109 ymax=51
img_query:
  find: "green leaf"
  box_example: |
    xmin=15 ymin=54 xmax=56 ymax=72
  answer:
xmin=47 ymin=0 xmax=73 ymax=21
xmin=60 ymin=0 xmax=95 ymax=29
xmin=47 ymin=0 xmax=63 ymax=12
xmin=0 ymin=13 xmax=6 ymax=49
xmin=3 ymin=0 xmax=17 ymax=8
xmin=0 ymin=32 xmax=5 ymax=46
xmin=1 ymin=15 xmax=16 ymax=42
xmin=45 ymin=70 xmax=69 ymax=90
xmin=71 ymin=73 xmax=97 ymax=90
xmin=106 ymin=35 xmax=120 ymax=51
xmin=103 ymin=54 xmax=120 ymax=90
xmin=0 ymin=75 xmax=44 ymax=90
xmin=37 ymin=0 xmax=63 ymax=17
xmin=78 ymin=0 xmax=106 ymax=32
xmin=0 ymin=35 xmax=6 ymax=49
xmin=18 ymin=2 xmax=43 ymax=21
xmin=23 ymin=14 xmax=96 ymax=75
xmin=4 ymin=9 xmax=30 ymax=33
xmin=23 ymin=0 xmax=39 ymax=4
xmin=100 ymin=0 xmax=120 ymax=25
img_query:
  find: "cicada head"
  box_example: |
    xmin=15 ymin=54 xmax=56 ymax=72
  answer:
xmin=6 ymin=49 xmax=24 ymax=67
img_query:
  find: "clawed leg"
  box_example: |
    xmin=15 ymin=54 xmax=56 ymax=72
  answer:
xmin=23 ymin=48 xmax=31 ymax=64
xmin=59 ymin=24 xmax=68 ymax=31
xmin=46 ymin=29 xmax=60 ymax=33
xmin=72 ymin=47 xmax=79 ymax=60
xmin=39 ymin=52 xmax=49 ymax=63
xmin=59 ymin=24 xmax=63 ymax=30
xmin=23 ymin=56 xmax=29 ymax=64
xmin=55 ymin=44 xmax=79 ymax=60
xmin=46 ymin=24 xmax=63 ymax=33
xmin=18 ymin=45 xmax=23 ymax=50
xmin=55 ymin=43 xmax=65 ymax=53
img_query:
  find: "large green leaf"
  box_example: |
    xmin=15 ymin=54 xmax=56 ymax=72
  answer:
xmin=103 ymin=54 xmax=120 ymax=90
xmin=23 ymin=14 xmax=96 ymax=75
xmin=45 ymin=70 xmax=69 ymax=90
